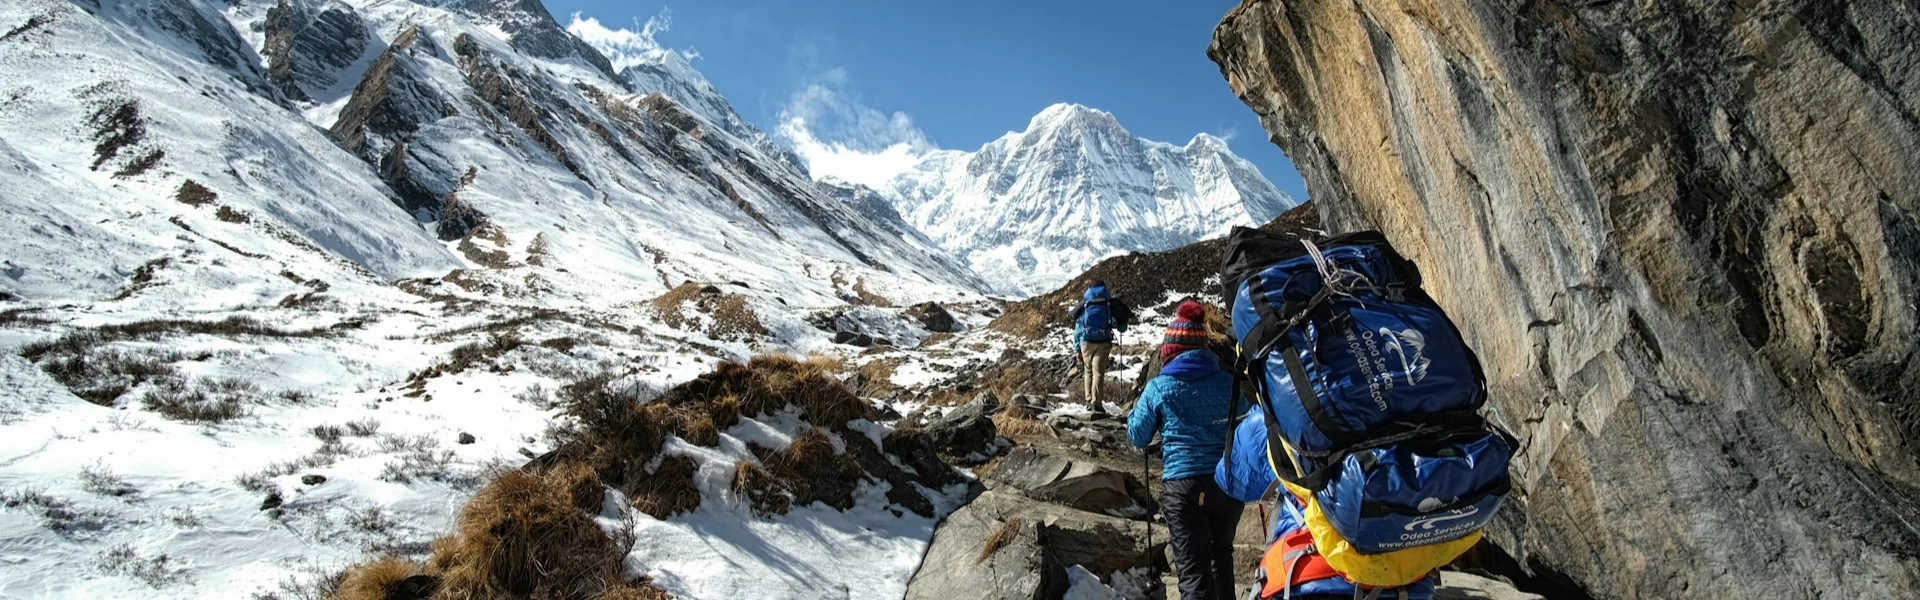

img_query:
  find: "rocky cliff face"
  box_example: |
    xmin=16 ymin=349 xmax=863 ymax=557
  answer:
xmin=1211 ymin=1 xmax=1920 ymax=598
xmin=262 ymin=0 xmax=373 ymax=103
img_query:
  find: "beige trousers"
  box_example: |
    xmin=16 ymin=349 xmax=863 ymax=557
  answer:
xmin=1080 ymin=341 xmax=1114 ymax=406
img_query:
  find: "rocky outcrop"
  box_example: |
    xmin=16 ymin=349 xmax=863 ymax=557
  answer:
xmin=904 ymin=490 xmax=1167 ymax=600
xmin=447 ymin=0 xmax=618 ymax=80
xmin=330 ymin=26 xmax=449 ymax=160
xmin=1211 ymin=1 xmax=1920 ymax=598
xmin=981 ymin=446 xmax=1152 ymax=516
xmin=262 ymin=0 xmax=373 ymax=103
xmin=907 ymin=301 xmax=961 ymax=333
xmin=916 ymin=393 xmax=1005 ymax=464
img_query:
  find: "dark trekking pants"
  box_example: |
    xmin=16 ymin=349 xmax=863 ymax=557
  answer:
xmin=1163 ymin=476 xmax=1245 ymax=600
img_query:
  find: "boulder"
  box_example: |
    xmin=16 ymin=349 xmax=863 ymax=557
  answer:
xmin=1211 ymin=1 xmax=1920 ymax=597
xmin=921 ymin=396 xmax=1001 ymax=463
xmin=905 ymin=490 xmax=1167 ymax=600
xmin=982 ymin=446 xmax=1151 ymax=516
xmin=832 ymin=330 xmax=875 ymax=347
xmin=908 ymin=302 xmax=961 ymax=332
xmin=904 ymin=491 xmax=1058 ymax=600
xmin=1433 ymin=572 xmax=1547 ymax=600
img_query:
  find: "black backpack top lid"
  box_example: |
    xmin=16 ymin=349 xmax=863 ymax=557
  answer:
xmin=1217 ymin=227 xmax=1424 ymax=307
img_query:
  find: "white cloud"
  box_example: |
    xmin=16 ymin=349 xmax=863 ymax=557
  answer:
xmin=566 ymin=9 xmax=689 ymax=72
xmin=776 ymin=72 xmax=939 ymax=188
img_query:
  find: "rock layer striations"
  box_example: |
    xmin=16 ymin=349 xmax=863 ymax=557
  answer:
xmin=1211 ymin=1 xmax=1920 ymax=598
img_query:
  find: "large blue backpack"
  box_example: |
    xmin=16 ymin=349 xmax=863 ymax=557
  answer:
xmin=1220 ymin=228 xmax=1512 ymax=555
xmin=1078 ymin=285 xmax=1116 ymax=343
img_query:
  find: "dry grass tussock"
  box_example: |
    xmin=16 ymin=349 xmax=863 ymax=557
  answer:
xmin=429 ymin=464 xmax=620 ymax=598
xmin=993 ymin=410 xmax=1053 ymax=440
xmin=745 ymin=426 xmax=863 ymax=513
xmin=851 ymin=359 xmax=897 ymax=398
xmin=330 ymin=355 xmax=947 ymax=597
xmin=549 ymin=355 xmax=872 ymax=517
xmin=330 ymin=557 xmax=421 ymax=600
xmin=978 ymin=518 xmax=1024 ymax=562
xmin=329 ymin=462 xmax=672 ymax=600
xmin=629 ymin=455 xmax=701 ymax=519
xmin=17 ymin=323 xmax=328 ymax=420
xmin=1066 ymin=378 xmax=1137 ymax=407
xmin=919 ymin=354 xmax=1075 ymax=407
xmin=649 ymin=283 xmax=766 ymax=340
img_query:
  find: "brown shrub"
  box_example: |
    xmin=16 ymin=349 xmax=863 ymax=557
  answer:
xmin=429 ymin=467 xmax=625 ymax=599
xmin=555 ymin=374 xmax=670 ymax=490
xmin=730 ymin=461 xmax=788 ymax=516
xmin=790 ymin=373 xmax=869 ymax=429
xmin=89 ymin=101 xmax=145 ymax=170
xmin=979 ymin=518 xmax=1023 ymax=562
xmin=142 ymin=378 xmax=250 ymax=422
xmin=802 ymin=351 xmax=846 ymax=374
xmin=175 ymin=180 xmax=216 ymax=207
xmin=657 ymin=355 xmax=871 ymax=431
xmin=917 ymin=332 xmax=956 ymax=348
xmin=768 ymin=428 xmax=836 ymax=477
xmin=751 ymin=427 xmax=863 ymax=512
xmin=709 ymin=394 xmax=741 ymax=430
xmin=331 ymin=556 xmax=423 ymax=600
xmin=650 ymin=283 xmax=766 ymax=340
xmin=594 ymin=582 xmax=673 ymax=600
xmin=215 ymin=205 xmax=252 ymax=224
xmin=114 ymin=149 xmax=164 ymax=178
xmin=853 ymin=359 xmax=897 ymax=398
xmin=1065 ymin=377 xmax=1136 ymax=407
xmin=629 ymin=455 xmax=700 ymax=520
xmin=992 ymin=412 xmax=1054 ymax=441
xmin=679 ymin=413 xmax=718 ymax=447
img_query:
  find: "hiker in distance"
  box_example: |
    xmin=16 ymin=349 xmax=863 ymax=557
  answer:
xmin=1128 ymin=300 xmax=1244 ymax=600
xmin=1069 ymin=280 xmax=1132 ymax=407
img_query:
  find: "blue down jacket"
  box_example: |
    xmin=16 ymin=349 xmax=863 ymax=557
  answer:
xmin=1128 ymin=350 xmax=1237 ymax=480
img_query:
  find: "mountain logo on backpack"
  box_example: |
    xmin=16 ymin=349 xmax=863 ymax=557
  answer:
xmin=1403 ymin=505 xmax=1479 ymax=531
xmin=1220 ymin=228 xmax=1513 ymax=572
xmin=1378 ymin=327 xmax=1430 ymax=385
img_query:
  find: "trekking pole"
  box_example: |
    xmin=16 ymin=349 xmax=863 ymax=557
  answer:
xmin=1142 ymin=445 xmax=1155 ymax=575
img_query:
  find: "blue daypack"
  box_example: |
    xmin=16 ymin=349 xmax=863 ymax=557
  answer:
xmin=1220 ymin=228 xmax=1513 ymax=554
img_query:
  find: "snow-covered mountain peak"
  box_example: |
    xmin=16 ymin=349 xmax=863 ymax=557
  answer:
xmin=877 ymin=105 xmax=1297 ymax=296
xmin=438 ymin=0 xmax=618 ymax=79
xmin=1026 ymin=102 xmax=1122 ymax=132
xmin=1185 ymin=132 xmax=1232 ymax=152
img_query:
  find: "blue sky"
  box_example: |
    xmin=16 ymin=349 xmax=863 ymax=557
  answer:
xmin=545 ymin=0 xmax=1308 ymax=201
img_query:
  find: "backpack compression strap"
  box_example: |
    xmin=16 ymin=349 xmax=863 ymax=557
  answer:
xmin=1242 ymin=276 xmax=1494 ymax=494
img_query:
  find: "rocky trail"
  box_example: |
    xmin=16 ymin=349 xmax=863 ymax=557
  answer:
xmin=894 ymin=385 xmax=1544 ymax=600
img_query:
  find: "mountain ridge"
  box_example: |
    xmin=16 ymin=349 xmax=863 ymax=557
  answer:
xmin=873 ymin=101 xmax=1298 ymax=295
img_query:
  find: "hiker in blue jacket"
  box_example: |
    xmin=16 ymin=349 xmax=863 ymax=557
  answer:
xmin=1128 ymin=300 xmax=1245 ymax=600
xmin=1069 ymin=281 xmax=1130 ymax=406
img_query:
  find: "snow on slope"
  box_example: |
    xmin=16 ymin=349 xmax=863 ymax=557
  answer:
xmin=0 ymin=0 xmax=997 ymax=597
xmin=880 ymin=104 xmax=1297 ymax=296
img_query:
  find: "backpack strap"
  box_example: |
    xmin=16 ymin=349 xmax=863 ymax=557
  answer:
xmin=1222 ymin=371 xmax=1241 ymax=468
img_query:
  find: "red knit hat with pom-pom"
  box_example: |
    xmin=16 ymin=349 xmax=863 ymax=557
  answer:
xmin=1160 ymin=300 xmax=1209 ymax=363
